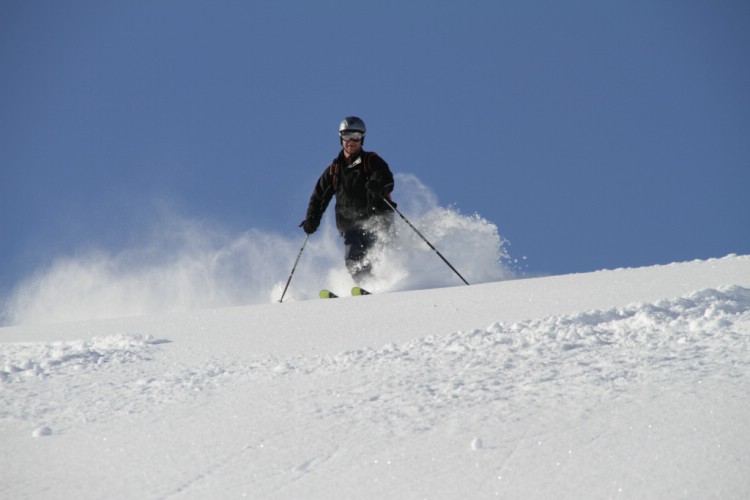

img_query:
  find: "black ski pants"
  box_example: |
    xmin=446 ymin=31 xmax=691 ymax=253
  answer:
xmin=343 ymin=227 xmax=377 ymax=283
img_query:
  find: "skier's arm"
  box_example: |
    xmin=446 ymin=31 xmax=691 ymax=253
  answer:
xmin=301 ymin=168 xmax=334 ymax=234
xmin=365 ymin=154 xmax=394 ymax=196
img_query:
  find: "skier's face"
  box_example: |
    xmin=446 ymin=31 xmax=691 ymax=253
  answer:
xmin=341 ymin=131 xmax=363 ymax=157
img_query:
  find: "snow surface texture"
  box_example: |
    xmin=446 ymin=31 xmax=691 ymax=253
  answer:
xmin=1 ymin=174 xmax=513 ymax=326
xmin=2 ymin=255 xmax=750 ymax=499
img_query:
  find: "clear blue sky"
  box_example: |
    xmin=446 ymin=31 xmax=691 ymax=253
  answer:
xmin=2 ymin=0 xmax=749 ymax=301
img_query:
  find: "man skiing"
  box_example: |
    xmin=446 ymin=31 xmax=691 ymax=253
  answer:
xmin=300 ymin=116 xmax=396 ymax=284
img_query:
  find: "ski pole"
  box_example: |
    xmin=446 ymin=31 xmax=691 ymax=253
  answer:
xmin=380 ymin=196 xmax=470 ymax=286
xmin=279 ymin=234 xmax=309 ymax=303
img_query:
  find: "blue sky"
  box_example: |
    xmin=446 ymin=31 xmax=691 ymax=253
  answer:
xmin=2 ymin=0 xmax=749 ymax=304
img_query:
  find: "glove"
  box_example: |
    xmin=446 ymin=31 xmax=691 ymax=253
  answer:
xmin=366 ymin=177 xmax=386 ymax=196
xmin=299 ymin=216 xmax=320 ymax=235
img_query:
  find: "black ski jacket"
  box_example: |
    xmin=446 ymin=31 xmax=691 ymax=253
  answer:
xmin=305 ymin=150 xmax=395 ymax=233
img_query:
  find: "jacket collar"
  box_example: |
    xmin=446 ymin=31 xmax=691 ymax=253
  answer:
xmin=337 ymin=149 xmax=366 ymax=167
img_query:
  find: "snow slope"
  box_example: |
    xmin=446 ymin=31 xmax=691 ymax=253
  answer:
xmin=2 ymin=255 xmax=750 ymax=499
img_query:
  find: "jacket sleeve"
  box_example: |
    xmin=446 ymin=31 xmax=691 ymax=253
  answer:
xmin=367 ymin=153 xmax=395 ymax=194
xmin=305 ymin=167 xmax=335 ymax=222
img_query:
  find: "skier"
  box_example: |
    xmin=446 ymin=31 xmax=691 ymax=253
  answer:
xmin=300 ymin=116 xmax=396 ymax=284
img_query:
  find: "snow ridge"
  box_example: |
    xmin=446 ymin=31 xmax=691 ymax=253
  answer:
xmin=3 ymin=286 xmax=749 ymax=432
xmin=1 ymin=334 xmax=169 ymax=383
xmin=263 ymin=286 xmax=750 ymax=432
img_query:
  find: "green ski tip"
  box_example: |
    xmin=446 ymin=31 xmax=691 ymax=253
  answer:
xmin=351 ymin=287 xmax=371 ymax=296
xmin=319 ymin=289 xmax=338 ymax=299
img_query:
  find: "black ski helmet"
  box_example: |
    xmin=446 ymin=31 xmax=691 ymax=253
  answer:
xmin=338 ymin=116 xmax=366 ymax=144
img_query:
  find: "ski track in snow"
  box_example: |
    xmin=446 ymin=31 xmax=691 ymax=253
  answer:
xmin=2 ymin=285 xmax=749 ymax=441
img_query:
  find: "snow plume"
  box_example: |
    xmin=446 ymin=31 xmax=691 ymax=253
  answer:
xmin=277 ymin=173 xmax=514 ymax=300
xmin=2 ymin=215 xmax=295 ymax=325
xmin=2 ymin=174 xmax=513 ymax=325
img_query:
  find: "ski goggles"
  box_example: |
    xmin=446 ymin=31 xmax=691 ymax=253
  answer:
xmin=340 ymin=131 xmax=364 ymax=142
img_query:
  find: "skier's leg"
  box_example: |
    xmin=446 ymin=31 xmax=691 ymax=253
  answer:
xmin=343 ymin=228 xmax=376 ymax=283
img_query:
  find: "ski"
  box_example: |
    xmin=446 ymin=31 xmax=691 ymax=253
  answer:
xmin=318 ymin=286 xmax=372 ymax=299
xmin=320 ymin=288 xmax=370 ymax=299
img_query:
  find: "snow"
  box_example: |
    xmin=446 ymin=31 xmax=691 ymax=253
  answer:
xmin=0 ymin=175 xmax=513 ymax=326
xmin=2 ymin=253 xmax=750 ymax=499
